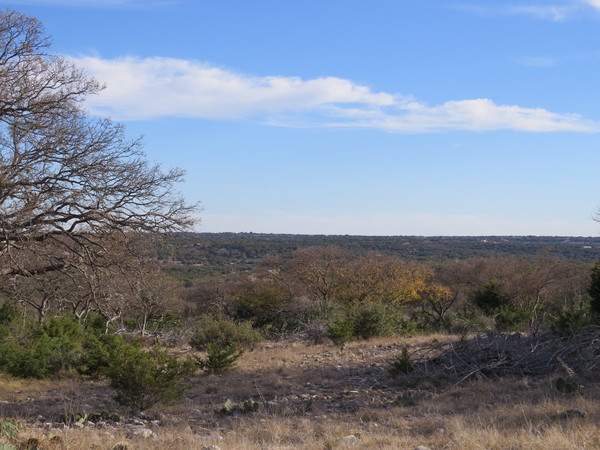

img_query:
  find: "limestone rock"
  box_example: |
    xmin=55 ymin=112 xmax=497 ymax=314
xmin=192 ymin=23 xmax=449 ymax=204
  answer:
xmin=340 ymin=434 xmax=359 ymax=447
xmin=127 ymin=427 xmax=153 ymax=438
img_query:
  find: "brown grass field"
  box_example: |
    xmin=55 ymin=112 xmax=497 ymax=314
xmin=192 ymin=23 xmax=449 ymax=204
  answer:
xmin=0 ymin=334 xmax=598 ymax=449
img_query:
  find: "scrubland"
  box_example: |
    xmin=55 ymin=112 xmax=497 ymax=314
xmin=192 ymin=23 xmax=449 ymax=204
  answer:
xmin=1 ymin=334 xmax=598 ymax=450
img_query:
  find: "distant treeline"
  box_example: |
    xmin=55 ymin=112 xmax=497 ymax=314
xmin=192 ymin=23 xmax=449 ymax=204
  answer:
xmin=158 ymin=233 xmax=600 ymax=276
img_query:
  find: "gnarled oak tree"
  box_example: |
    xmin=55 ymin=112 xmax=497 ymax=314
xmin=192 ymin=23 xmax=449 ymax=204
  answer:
xmin=0 ymin=10 xmax=197 ymax=320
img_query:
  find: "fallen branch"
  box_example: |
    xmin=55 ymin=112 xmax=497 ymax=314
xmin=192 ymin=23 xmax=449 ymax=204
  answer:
xmin=410 ymin=326 xmax=600 ymax=383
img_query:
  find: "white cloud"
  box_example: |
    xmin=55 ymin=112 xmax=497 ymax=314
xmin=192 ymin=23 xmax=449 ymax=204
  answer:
xmin=452 ymin=3 xmax=573 ymax=21
xmin=582 ymin=0 xmax=600 ymax=10
xmin=76 ymin=56 xmax=394 ymax=120
xmin=508 ymin=5 xmax=573 ymax=21
xmin=74 ymin=56 xmax=600 ymax=133
xmin=199 ymin=211 xmax=599 ymax=236
xmin=332 ymin=99 xmax=596 ymax=133
xmin=454 ymin=1 xmax=600 ymax=21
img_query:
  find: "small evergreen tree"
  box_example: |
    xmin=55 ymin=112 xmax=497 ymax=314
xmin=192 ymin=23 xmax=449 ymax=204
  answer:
xmin=189 ymin=315 xmax=262 ymax=352
xmin=327 ymin=316 xmax=355 ymax=351
xmin=471 ymin=280 xmax=509 ymax=316
xmin=105 ymin=343 xmax=195 ymax=411
xmin=195 ymin=343 xmax=242 ymax=374
xmin=588 ymin=262 xmax=600 ymax=321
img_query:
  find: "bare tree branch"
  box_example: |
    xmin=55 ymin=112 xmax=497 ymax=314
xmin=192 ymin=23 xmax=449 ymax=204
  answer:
xmin=0 ymin=9 xmax=199 ymax=320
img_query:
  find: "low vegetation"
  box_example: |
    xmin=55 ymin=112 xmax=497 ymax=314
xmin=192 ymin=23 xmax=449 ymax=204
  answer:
xmin=0 ymin=336 xmax=597 ymax=449
xmin=0 ymin=241 xmax=598 ymax=448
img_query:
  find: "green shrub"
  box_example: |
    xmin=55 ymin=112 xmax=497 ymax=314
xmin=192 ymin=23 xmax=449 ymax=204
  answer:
xmin=233 ymin=283 xmax=288 ymax=331
xmin=548 ymin=305 xmax=590 ymax=337
xmin=353 ymin=302 xmax=416 ymax=338
xmin=4 ymin=336 xmax=59 ymax=378
xmin=327 ymin=316 xmax=355 ymax=350
xmin=555 ymin=377 xmax=580 ymax=394
xmin=40 ymin=315 xmax=86 ymax=372
xmin=196 ymin=343 xmax=243 ymax=374
xmin=189 ymin=315 xmax=263 ymax=352
xmin=352 ymin=303 xmax=391 ymax=339
xmin=123 ymin=317 xmax=138 ymax=332
xmin=0 ymin=314 xmax=86 ymax=378
xmin=588 ymin=262 xmax=600 ymax=322
xmin=82 ymin=311 xmax=111 ymax=334
xmin=78 ymin=332 xmax=125 ymax=377
xmin=388 ymin=347 xmax=414 ymax=376
xmin=471 ymin=280 xmax=509 ymax=316
xmin=0 ymin=301 xmax=18 ymax=326
xmin=190 ymin=316 xmax=252 ymax=373
xmin=105 ymin=343 xmax=195 ymax=411
xmin=395 ymin=318 xmax=421 ymax=336
xmin=494 ymin=305 xmax=531 ymax=331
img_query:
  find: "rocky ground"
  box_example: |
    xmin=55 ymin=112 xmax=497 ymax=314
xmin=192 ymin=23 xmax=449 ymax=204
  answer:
xmin=0 ymin=335 xmax=598 ymax=449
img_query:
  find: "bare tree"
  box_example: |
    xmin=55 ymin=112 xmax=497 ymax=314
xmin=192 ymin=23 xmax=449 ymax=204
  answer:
xmin=0 ymin=10 xmax=198 ymax=317
xmin=120 ymin=256 xmax=180 ymax=336
xmin=284 ymin=246 xmax=351 ymax=307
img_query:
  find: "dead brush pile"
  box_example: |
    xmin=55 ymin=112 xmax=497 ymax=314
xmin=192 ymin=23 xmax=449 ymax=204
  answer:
xmin=411 ymin=325 xmax=600 ymax=383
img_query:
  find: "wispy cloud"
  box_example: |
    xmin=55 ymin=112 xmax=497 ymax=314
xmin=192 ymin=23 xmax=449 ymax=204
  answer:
xmin=454 ymin=1 xmax=600 ymax=22
xmin=582 ymin=0 xmax=600 ymax=11
xmin=453 ymin=3 xmax=572 ymax=21
xmin=74 ymin=56 xmax=600 ymax=133
xmin=508 ymin=5 xmax=573 ymax=21
xmin=338 ymin=99 xmax=596 ymax=133
xmin=75 ymin=56 xmax=394 ymax=120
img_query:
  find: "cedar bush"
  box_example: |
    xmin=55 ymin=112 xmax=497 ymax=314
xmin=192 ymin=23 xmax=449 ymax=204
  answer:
xmin=548 ymin=305 xmax=590 ymax=337
xmin=388 ymin=347 xmax=414 ymax=376
xmin=78 ymin=332 xmax=125 ymax=377
xmin=0 ymin=314 xmax=86 ymax=378
xmin=105 ymin=342 xmax=195 ymax=411
xmin=189 ymin=314 xmax=263 ymax=352
xmin=195 ymin=342 xmax=242 ymax=374
xmin=494 ymin=304 xmax=531 ymax=331
xmin=471 ymin=280 xmax=509 ymax=315
xmin=327 ymin=316 xmax=355 ymax=350
xmin=588 ymin=262 xmax=600 ymax=321
xmin=351 ymin=302 xmax=408 ymax=338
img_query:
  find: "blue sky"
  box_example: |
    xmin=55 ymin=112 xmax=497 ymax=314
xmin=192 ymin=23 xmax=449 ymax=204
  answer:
xmin=6 ymin=0 xmax=600 ymax=236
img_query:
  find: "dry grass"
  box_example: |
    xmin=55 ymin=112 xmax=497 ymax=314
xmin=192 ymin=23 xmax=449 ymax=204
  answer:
xmin=0 ymin=334 xmax=598 ymax=449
